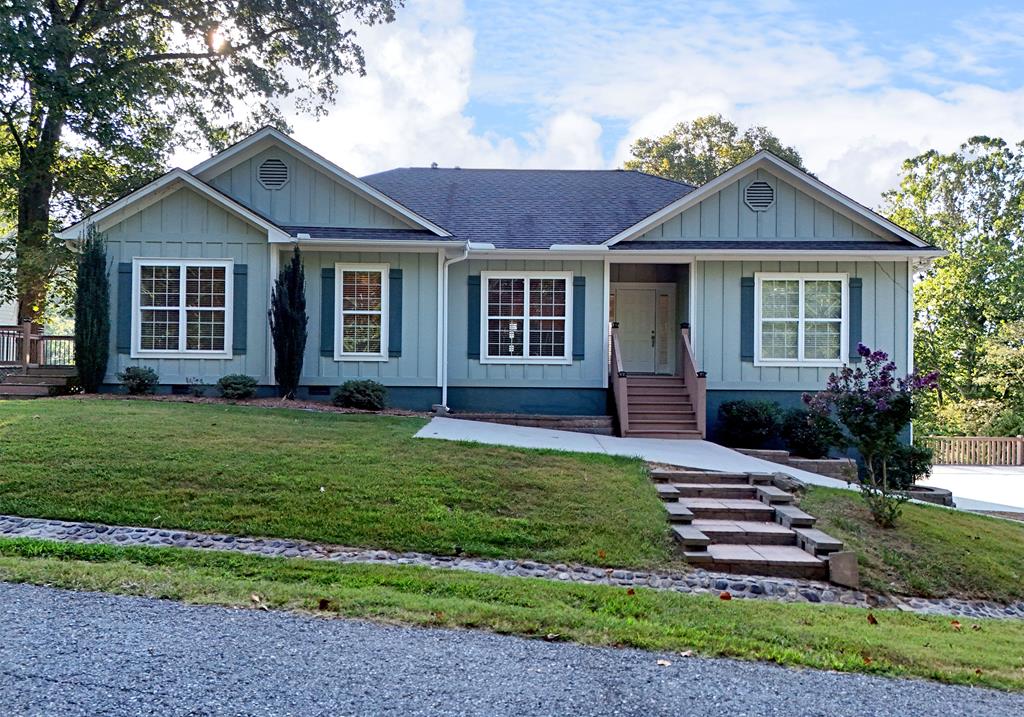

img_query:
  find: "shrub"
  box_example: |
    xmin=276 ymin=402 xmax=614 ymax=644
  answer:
xmin=217 ymin=374 xmax=258 ymax=400
xmin=74 ymin=226 xmax=110 ymax=393
xmin=780 ymin=408 xmax=843 ymax=459
xmin=269 ymin=247 xmax=307 ymax=399
xmin=117 ymin=366 xmax=159 ymax=395
xmin=806 ymin=343 xmax=939 ymax=527
xmin=185 ymin=377 xmax=209 ymax=398
xmin=332 ymin=379 xmax=387 ymax=411
xmin=716 ymin=400 xmax=782 ymax=448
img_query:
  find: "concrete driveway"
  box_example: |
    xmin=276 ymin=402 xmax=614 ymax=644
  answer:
xmin=920 ymin=466 xmax=1024 ymax=512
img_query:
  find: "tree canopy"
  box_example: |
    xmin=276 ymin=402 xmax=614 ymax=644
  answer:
xmin=884 ymin=136 xmax=1024 ymax=435
xmin=623 ymin=114 xmax=804 ymax=185
xmin=0 ymin=0 xmax=399 ymax=322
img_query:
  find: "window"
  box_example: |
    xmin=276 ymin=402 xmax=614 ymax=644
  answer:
xmin=133 ymin=259 xmax=233 ymax=358
xmin=754 ymin=273 xmax=847 ymax=366
xmin=335 ymin=264 xmax=388 ymax=360
xmin=481 ymin=271 xmax=573 ymax=364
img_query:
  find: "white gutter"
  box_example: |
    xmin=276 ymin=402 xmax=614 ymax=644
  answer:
xmin=437 ymin=242 xmax=481 ymax=411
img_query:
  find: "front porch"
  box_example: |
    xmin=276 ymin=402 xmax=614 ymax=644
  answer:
xmin=606 ymin=262 xmax=706 ymax=439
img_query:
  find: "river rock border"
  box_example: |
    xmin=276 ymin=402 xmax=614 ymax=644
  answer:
xmin=1 ymin=514 xmax=1021 ymax=621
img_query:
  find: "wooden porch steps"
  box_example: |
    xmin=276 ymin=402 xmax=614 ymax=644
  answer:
xmin=621 ymin=374 xmax=702 ymax=439
xmin=0 ymin=366 xmax=75 ymax=399
xmin=652 ymin=465 xmax=845 ymax=580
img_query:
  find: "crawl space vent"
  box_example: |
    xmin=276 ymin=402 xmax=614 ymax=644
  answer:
xmin=257 ymin=158 xmax=290 ymax=190
xmin=743 ymin=180 xmax=775 ymax=211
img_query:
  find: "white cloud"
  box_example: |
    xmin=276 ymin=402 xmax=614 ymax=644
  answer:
xmin=172 ymin=0 xmax=1024 ymax=207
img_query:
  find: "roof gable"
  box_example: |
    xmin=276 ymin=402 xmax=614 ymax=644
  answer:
xmin=606 ymin=151 xmax=930 ymax=248
xmin=190 ymin=128 xmax=450 ymax=236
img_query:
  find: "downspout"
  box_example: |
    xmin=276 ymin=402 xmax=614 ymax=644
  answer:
xmin=437 ymin=242 xmax=470 ymax=412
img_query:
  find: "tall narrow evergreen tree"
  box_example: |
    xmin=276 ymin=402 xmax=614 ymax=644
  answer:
xmin=269 ymin=247 xmax=307 ymax=398
xmin=74 ymin=227 xmax=109 ymax=393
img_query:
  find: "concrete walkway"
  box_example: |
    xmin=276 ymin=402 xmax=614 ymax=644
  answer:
xmin=921 ymin=466 xmax=1024 ymax=513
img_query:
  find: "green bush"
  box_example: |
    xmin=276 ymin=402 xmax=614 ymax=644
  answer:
xmin=919 ymin=398 xmax=1024 ymax=437
xmin=716 ymin=400 xmax=782 ymax=448
xmin=117 ymin=366 xmax=159 ymax=395
xmin=780 ymin=408 xmax=843 ymax=459
xmin=217 ymin=374 xmax=258 ymax=400
xmin=332 ymin=379 xmax=387 ymax=411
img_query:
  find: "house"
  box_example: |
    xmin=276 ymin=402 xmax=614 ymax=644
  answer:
xmin=56 ymin=127 xmax=942 ymax=439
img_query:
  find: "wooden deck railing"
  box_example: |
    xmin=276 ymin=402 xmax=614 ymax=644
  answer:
xmin=0 ymin=322 xmax=75 ymax=368
xmin=922 ymin=435 xmax=1024 ymax=466
xmin=609 ymin=323 xmax=629 ymax=435
xmin=677 ymin=323 xmax=707 ymax=438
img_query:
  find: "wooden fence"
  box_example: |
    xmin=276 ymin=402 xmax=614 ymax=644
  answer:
xmin=922 ymin=435 xmax=1024 ymax=466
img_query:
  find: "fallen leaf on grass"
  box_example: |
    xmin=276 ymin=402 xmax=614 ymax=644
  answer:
xmin=317 ymin=598 xmax=331 ymax=611
xmin=626 ymin=588 xmax=636 ymax=596
xmin=975 ymin=669 xmax=983 ymax=676
xmin=249 ymin=594 xmax=268 ymax=611
xmin=679 ymin=650 xmax=693 ymax=658
xmin=951 ymin=620 xmax=962 ymax=632
xmin=543 ymin=633 xmax=561 ymax=642
xmin=719 ymin=591 xmax=732 ymax=601
xmin=656 ymin=659 xmax=672 ymax=667
xmin=863 ymin=655 xmax=873 ymax=665
xmin=867 ymin=612 xmax=878 ymax=625
xmin=971 ymin=624 xmax=982 ymax=631
xmin=597 ymin=550 xmax=607 ymax=560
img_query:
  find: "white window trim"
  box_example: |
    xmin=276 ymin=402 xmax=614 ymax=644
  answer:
xmin=753 ymin=272 xmax=848 ymax=368
xmin=131 ymin=258 xmax=234 ymax=359
xmin=334 ymin=263 xmax=389 ymax=361
xmin=480 ymin=270 xmax=574 ymax=365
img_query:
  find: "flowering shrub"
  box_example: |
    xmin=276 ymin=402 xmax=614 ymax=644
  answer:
xmin=805 ymin=344 xmax=939 ymax=527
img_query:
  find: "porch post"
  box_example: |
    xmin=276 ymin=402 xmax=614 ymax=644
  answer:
xmin=20 ymin=320 xmax=32 ymax=370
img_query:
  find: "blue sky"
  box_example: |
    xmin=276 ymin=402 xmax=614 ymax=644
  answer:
xmin=176 ymin=0 xmax=1024 ymax=206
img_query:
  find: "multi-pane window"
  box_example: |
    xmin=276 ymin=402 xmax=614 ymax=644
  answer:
xmin=136 ymin=261 xmax=231 ymax=356
xmin=482 ymin=272 xmax=572 ymax=363
xmin=336 ymin=264 xmax=388 ymax=358
xmin=756 ymin=274 xmax=846 ymax=365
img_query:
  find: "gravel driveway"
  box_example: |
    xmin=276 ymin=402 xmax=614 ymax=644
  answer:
xmin=1 ymin=582 xmax=1021 ymax=716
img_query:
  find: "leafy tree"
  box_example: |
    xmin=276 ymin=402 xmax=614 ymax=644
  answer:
xmin=269 ymin=247 xmax=307 ymax=399
xmin=623 ymin=114 xmax=804 ymax=185
xmin=0 ymin=0 xmax=400 ymax=323
xmin=883 ymin=137 xmax=1024 ymax=413
xmin=72 ymin=225 xmax=108 ymax=392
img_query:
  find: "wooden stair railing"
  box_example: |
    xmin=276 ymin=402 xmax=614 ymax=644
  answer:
xmin=677 ymin=323 xmax=707 ymax=438
xmin=609 ymin=322 xmax=629 ymax=435
xmin=0 ymin=322 xmax=75 ymax=369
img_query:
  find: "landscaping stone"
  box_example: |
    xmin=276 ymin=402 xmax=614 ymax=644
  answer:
xmin=0 ymin=513 xmax=1021 ymax=621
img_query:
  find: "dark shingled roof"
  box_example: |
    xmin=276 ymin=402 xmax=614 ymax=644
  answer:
xmin=361 ymin=168 xmax=694 ymax=249
xmin=612 ymin=240 xmax=932 ymax=251
xmin=280 ymin=226 xmax=450 ymax=242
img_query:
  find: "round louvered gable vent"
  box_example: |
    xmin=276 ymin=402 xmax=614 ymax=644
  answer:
xmin=257 ymin=158 xmax=290 ymax=190
xmin=744 ymin=180 xmax=775 ymax=211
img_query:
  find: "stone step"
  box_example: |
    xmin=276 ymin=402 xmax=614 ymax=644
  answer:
xmin=745 ymin=473 xmax=776 ymax=486
xmin=679 ymin=497 xmax=776 ymax=521
xmin=673 ymin=483 xmax=758 ymax=500
xmin=671 ymin=525 xmax=710 ymax=548
xmin=690 ymin=519 xmax=797 ymax=546
xmin=773 ymin=504 xmax=817 ymax=528
xmin=701 ymin=544 xmax=827 ymax=580
xmin=792 ymin=528 xmax=844 ymax=556
xmin=655 ymin=483 xmax=681 ymax=501
xmin=649 ymin=470 xmax=750 ymax=485
xmin=755 ymin=485 xmax=795 ymax=505
xmin=663 ymin=502 xmax=694 ymax=524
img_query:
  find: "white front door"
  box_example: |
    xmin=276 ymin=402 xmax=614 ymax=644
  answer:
xmin=618 ymin=288 xmax=657 ymax=373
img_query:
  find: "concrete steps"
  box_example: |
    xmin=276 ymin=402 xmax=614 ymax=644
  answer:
xmin=652 ymin=465 xmax=845 ymax=581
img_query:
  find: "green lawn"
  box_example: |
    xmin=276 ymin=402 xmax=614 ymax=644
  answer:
xmin=803 ymin=487 xmax=1024 ymax=603
xmin=0 ymin=398 xmax=670 ymax=568
xmin=2 ymin=537 xmax=1023 ymax=691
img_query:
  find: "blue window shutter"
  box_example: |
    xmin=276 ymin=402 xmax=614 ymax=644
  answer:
xmin=117 ymin=262 xmax=132 ymax=353
xmin=848 ymin=277 xmax=863 ymax=362
xmin=232 ymin=264 xmax=247 ymax=354
xmin=467 ymin=275 xmax=481 ymax=360
xmin=389 ymin=268 xmax=402 ymax=357
xmin=572 ymin=276 xmax=585 ymax=360
xmin=740 ymin=277 xmax=755 ymax=361
xmin=320 ymin=268 xmax=335 ymax=357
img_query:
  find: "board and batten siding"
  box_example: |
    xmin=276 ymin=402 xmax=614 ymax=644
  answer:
xmin=0 ymin=299 xmax=15 ymax=325
xmin=639 ymin=170 xmax=889 ymax=242
xmin=447 ymin=259 xmax=606 ymax=388
xmin=693 ymin=260 xmax=910 ymax=390
xmin=208 ymin=147 xmax=413 ymax=230
xmin=102 ymin=185 xmax=272 ymax=384
xmin=301 ymin=249 xmax=439 ymax=386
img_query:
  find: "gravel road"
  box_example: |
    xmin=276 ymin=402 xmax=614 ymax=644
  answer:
xmin=1 ymin=582 xmax=1021 ymax=716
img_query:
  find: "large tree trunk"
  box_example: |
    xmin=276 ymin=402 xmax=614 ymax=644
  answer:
xmin=15 ymin=112 xmax=63 ymax=324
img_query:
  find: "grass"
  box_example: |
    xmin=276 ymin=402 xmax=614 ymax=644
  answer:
xmin=0 ymin=398 xmax=670 ymax=568
xmin=2 ymin=538 xmax=1023 ymax=691
xmin=804 ymin=487 xmax=1024 ymax=603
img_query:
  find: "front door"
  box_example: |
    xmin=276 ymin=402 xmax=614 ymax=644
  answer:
xmin=617 ymin=287 xmax=658 ymax=373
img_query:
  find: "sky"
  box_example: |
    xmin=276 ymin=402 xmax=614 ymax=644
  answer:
xmin=173 ymin=0 xmax=1024 ymax=208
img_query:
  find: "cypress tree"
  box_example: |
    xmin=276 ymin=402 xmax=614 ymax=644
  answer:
xmin=74 ymin=226 xmax=110 ymax=392
xmin=269 ymin=247 xmax=307 ymax=398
